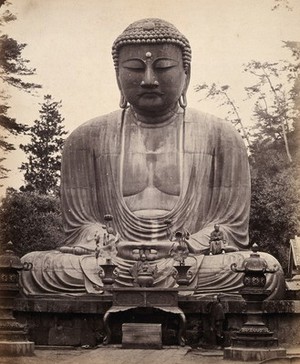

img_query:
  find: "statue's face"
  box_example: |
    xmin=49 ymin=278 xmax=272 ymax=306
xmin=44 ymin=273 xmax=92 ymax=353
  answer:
xmin=117 ymin=44 xmax=189 ymax=115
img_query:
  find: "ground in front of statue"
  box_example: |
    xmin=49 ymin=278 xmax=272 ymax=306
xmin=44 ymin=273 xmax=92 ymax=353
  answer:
xmin=0 ymin=346 xmax=300 ymax=364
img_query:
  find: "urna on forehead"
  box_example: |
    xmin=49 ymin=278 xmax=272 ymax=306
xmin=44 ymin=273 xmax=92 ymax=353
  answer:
xmin=112 ymin=18 xmax=192 ymax=71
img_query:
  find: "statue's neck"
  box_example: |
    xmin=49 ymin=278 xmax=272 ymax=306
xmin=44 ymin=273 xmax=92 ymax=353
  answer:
xmin=130 ymin=105 xmax=181 ymax=126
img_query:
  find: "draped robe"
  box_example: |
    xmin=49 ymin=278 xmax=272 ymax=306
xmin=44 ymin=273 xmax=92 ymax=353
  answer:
xmin=20 ymin=108 xmax=285 ymax=298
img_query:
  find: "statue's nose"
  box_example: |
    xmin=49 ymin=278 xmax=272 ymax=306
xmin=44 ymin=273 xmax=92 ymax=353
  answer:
xmin=140 ymin=66 xmax=159 ymax=88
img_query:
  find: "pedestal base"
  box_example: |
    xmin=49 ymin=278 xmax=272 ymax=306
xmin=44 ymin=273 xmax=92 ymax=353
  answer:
xmin=122 ymin=323 xmax=162 ymax=349
xmin=223 ymin=347 xmax=286 ymax=362
xmin=0 ymin=341 xmax=35 ymax=356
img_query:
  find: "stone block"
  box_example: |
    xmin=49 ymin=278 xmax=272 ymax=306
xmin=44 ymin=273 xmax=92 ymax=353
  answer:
xmin=122 ymin=323 xmax=162 ymax=349
xmin=223 ymin=347 xmax=287 ymax=362
xmin=0 ymin=341 xmax=34 ymax=356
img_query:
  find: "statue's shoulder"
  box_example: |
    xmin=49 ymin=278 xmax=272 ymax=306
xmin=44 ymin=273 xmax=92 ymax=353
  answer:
xmin=186 ymin=107 xmax=230 ymax=129
xmin=66 ymin=110 xmax=122 ymax=142
xmin=70 ymin=110 xmax=121 ymax=135
xmin=186 ymin=107 xmax=244 ymax=143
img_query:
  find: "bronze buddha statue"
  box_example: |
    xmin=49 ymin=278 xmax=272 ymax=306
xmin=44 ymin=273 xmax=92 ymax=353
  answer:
xmin=21 ymin=19 xmax=285 ymax=299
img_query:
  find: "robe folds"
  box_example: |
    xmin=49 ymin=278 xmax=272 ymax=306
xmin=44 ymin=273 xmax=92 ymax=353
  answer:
xmin=20 ymin=108 xmax=285 ymax=298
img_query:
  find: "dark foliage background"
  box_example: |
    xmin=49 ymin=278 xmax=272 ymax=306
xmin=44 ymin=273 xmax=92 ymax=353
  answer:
xmin=0 ymin=188 xmax=64 ymax=256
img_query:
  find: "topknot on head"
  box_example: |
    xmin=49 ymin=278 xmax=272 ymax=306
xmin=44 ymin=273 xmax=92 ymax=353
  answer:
xmin=112 ymin=18 xmax=191 ymax=72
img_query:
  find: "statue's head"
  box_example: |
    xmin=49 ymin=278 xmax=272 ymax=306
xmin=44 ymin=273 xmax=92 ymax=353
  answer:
xmin=112 ymin=19 xmax=191 ymax=115
xmin=214 ymin=224 xmax=220 ymax=231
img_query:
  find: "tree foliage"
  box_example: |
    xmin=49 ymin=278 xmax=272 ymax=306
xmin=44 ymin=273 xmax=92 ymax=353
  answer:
xmin=249 ymin=138 xmax=300 ymax=272
xmin=0 ymin=34 xmax=40 ymax=90
xmin=20 ymin=95 xmax=67 ymax=195
xmin=271 ymin=0 xmax=292 ymax=11
xmin=0 ymin=0 xmax=41 ymax=185
xmin=244 ymin=60 xmax=298 ymax=162
xmin=283 ymin=41 xmax=300 ymax=122
xmin=0 ymin=188 xmax=64 ymax=256
xmin=247 ymin=43 xmax=300 ymax=271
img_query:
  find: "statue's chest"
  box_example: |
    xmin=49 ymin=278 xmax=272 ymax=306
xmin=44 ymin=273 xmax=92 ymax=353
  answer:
xmin=122 ymin=122 xmax=181 ymax=197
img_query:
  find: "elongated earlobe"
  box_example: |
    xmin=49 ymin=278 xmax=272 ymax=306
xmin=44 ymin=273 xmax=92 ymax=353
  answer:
xmin=119 ymin=92 xmax=128 ymax=109
xmin=179 ymin=93 xmax=187 ymax=109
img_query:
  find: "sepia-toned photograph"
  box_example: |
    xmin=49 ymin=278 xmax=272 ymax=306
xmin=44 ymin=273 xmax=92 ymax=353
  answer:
xmin=0 ymin=0 xmax=299 ymax=363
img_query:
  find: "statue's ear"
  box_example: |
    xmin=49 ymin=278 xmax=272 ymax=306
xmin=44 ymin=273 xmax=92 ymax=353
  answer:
xmin=183 ymin=66 xmax=191 ymax=94
xmin=116 ymin=71 xmax=122 ymax=91
xmin=179 ymin=66 xmax=191 ymax=109
xmin=116 ymin=71 xmax=128 ymax=109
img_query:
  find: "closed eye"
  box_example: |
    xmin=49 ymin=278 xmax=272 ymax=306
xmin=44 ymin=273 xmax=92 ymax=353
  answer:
xmin=122 ymin=59 xmax=145 ymax=70
xmin=154 ymin=58 xmax=178 ymax=70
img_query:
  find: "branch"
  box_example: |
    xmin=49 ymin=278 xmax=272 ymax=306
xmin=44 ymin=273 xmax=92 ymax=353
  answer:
xmin=261 ymin=67 xmax=292 ymax=162
xmin=222 ymin=91 xmax=251 ymax=147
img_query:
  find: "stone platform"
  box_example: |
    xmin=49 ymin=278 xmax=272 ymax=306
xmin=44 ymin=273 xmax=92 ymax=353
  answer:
xmin=0 ymin=346 xmax=300 ymax=364
xmin=12 ymin=294 xmax=300 ymax=349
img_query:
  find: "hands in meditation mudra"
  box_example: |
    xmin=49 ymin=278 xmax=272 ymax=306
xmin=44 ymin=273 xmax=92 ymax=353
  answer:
xmin=21 ymin=18 xmax=285 ymax=299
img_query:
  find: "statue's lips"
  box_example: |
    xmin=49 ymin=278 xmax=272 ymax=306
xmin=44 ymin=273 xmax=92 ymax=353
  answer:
xmin=138 ymin=91 xmax=164 ymax=97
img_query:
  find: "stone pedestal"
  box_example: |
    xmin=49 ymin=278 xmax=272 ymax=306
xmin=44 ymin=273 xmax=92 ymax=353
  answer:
xmin=0 ymin=242 xmax=34 ymax=356
xmin=224 ymin=246 xmax=287 ymax=361
xmin=223 ymin=289 xmax=286 ymax=361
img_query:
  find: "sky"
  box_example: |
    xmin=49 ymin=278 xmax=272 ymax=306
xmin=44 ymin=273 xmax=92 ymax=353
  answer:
xmin=1 ymin=0 xmax=300 ymax=196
